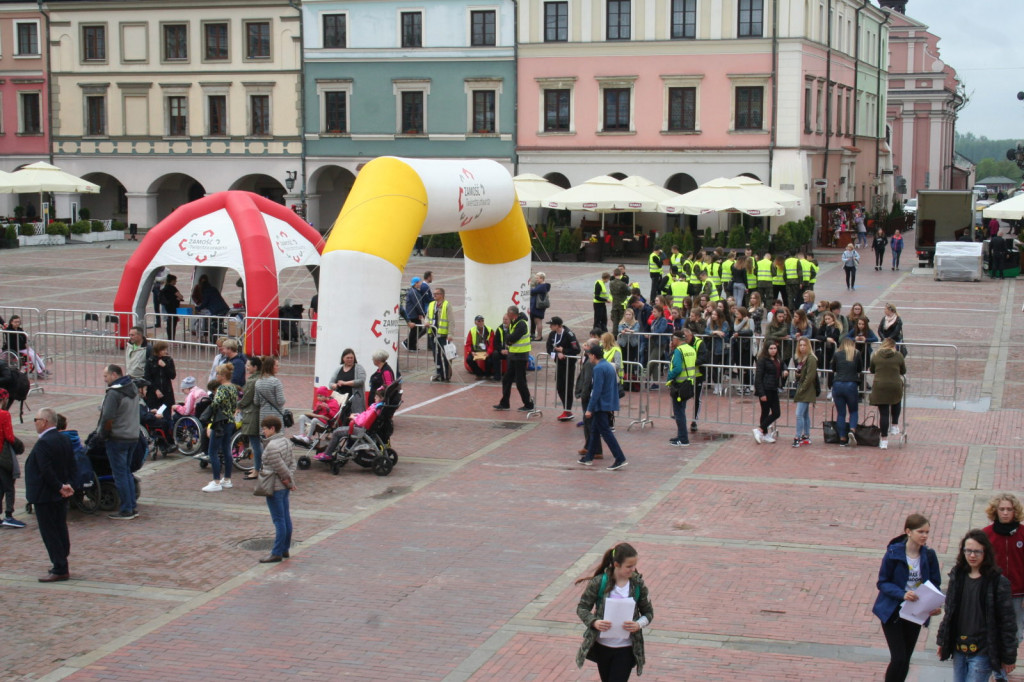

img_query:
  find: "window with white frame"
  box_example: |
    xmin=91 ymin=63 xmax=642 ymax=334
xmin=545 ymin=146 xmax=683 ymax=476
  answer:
xmin=597 ymin=77 xmax=635 ymax=132
xmin=537 ymin=77 xmax=575 ymax=133
xmin=607 ymin=0 xmax=630 ymax=41
xmin=465 ymin=79 xmax=502 ymax=134
xmin=323 ymin=14 xmax=347 ymax=48
xmin=317 ymin=79 xmax=353 ymax=134
xmin=544 ymin=1 xmax=568 ymax=42
xmin=393 ymin=79 xmax=430 ymax=134
xmin=671 ymin=0 xmax=696 ymax=40
xmin=19 ymin=92 xmax=41 ymax=134
xmin=728 ymin=75 xmax=768 ymax=131
xmin=470 ymin=10 xmax=496 ymax=46
xmin=15 ymin=20 xmax=40 ymax=56
xmin=662 ymin=75 xmax=701 ymax=133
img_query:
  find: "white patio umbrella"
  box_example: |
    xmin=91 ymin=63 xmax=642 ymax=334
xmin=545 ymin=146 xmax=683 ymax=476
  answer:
xmin=729 ymin=176 xmax=803 ymax=209
xmin=545 ymin=175 xmax=660 ymax=213
xmin=0 ymin=162 xmax=99 ymax=193
xmin=658 ymin=177 xmax=785 ymax=216
xmin=983 ymin=193 xmax=1024 ymax=220
xmin=512 ymin=173 xmax=566 ymax=208
xmin=621 ymin=175 xmax=681 ymax=203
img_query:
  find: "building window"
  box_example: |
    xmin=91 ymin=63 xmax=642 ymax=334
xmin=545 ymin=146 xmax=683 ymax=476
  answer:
xmin=245 ymin=21 xmax=270 ymax=59
xmin=544 ymin=2 xmax=568 ymax=42
xmin=667 ymin=87 xmax=696 ymax=131
xmin=324 ymin=91 xmax=347 ymax=133
xmin=804 ymin=85 xmax=812 ymax=133
xmin=82 ymin=25 xmax=106 ymax=61
xmin=15 ymin=21 xmax=39 ymax=55
xmin=603 ymin=88 xmax=630 ymax=131
xmin=207 ymin=95 xmax=227 ymax=136
xmin=471 ymin=10 xmax=496 ymax=46
xmin=471 ymin=90 xmax=496 ymax=133
xmin=250 ymin=94 xmax=270 ymax=136
xmin=86 ymin=96 xmax=106 ymax=135
xmin=737 ymin=0 xmax=763 ymax=37
xmin=735 ymin=86 xmax=763 ymax=130
xmin=607 ymin=0 xmax=630 ymax=41
xmin=168 ymin=96 xmax=188 ymax=136
xmin=401 ymin=12 xmax=422 ymax=48
xmin=323 ymin=14 xmax=346 ymax=48
xmin=401 ymin=91 xmax=424 ymax=133
xmin=543 ymin=89 xmax=570 ymax=132
xmin=204 ymin=22 xmax=229 ymax=61
xmin=19 ymin=92 xmax=41 ymax=133
xmin=671 ymin=0 xmax=696 ymax=39
xmin=164 ymin=24 xmax=187 ymax=61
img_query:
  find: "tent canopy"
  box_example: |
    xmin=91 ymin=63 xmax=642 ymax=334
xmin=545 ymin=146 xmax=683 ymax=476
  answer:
xmin=983 ymin=193 xmax=1024 ymax=220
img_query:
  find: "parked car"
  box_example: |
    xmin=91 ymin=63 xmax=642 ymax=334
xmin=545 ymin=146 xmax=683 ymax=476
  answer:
xmin=903 ymin=197 xmax=917 ymax=216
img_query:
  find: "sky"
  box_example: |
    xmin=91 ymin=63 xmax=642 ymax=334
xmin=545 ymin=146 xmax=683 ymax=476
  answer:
xmin=905 ymin=0 xmax=1024 ymax=141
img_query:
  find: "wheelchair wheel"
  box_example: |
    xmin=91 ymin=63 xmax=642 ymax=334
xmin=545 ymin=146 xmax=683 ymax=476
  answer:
xmin=0 ymin=350 xmax=19 ymax=370
xmin=330 ymin=461 xmax=341 ymax=475
xmin=372 ymin=452 xmax=394 ymax=477
xmin=99 ymin=481 xmax=119 ymax=511
xmin=230 ymin=432 xmax=254 ymax=472
xmin=297 ymin=455 xmax=311 ymax=470
xmin=73 ymin=472 xmax=102 ymax=513
xmin=173 ymin=416 xmax=204 ymax=456
xmin=385 ymin=447 xmax=398 ymax=466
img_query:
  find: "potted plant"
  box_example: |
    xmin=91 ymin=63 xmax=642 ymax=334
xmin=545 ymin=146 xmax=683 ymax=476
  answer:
xmin=46 ymin=221 xmax=70 ymax=240
xmin=3 ymin=224 xmax=17 ymax=248
xmin=78 ymin=207 xmax=91 ymax=221
xmin=91 ymin=219 xmax=105 ymax=232
xmin=70 ymin=220 xmax=92 ymax=235
xmin=18 ymin=222 xmax=36 ymax=237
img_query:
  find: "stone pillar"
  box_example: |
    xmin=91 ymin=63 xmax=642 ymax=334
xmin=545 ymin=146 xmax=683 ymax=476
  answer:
xmin=126 ymin=193 xmax=158 ymax=231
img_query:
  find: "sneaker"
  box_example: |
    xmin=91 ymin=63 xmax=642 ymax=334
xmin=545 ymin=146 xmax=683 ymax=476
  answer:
xmin=669 ymin=438 xmax=690 ymax=448
xmin=576 ymin=420 xmax=584 ymax=427
xmin=220 ymin=479 xmax=233 ymax=489
xmin=826 ymin=390 xmax=832 ymax=400
xmin=314 ymin=452 xmax=332 ymax=461
xmin=800 ymin=436 xmax=812 ymax=445
xmin=879 ymin=439 xmax=888 ymax=450
xmin=108 ymin=510 xmax=138 ymax=520
xmin=2 ymin=516 xmax=26 ymax=528
xmin=763 ymin=433 xmax=776 ymax=443
xmin=752 ymin=428 xmax=764 ymax=444
xmin=517 ymin=404 xmax=535 ymax=412
xmin=792 ymin=437 xmax=801 ymax=448
xmin=290 ymin=435 xmax=310 ymax=446
xmin=606 ymin=460 xmax=628 ymax=471
xmin=493 ymin=404 xmax=510 ymax=411
xmin=557 ymin=410 xmax=574 ymax=422
xmin=839 ymin=438 xmax=849 ymax=447
xmin=401 ymin=340 xmax=409 ymax=351
xmin=577 ymin=458 xmax=592 ymax=466
xmin=202 ymin=481 xmax=222 ymax=492
xmin=890 ymin=425 xmax=900 ymax=435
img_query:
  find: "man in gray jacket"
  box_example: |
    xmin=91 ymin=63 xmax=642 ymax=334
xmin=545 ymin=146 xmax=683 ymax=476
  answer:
xmin=124 ymin=326 xmax=149 ymax=379
xmin=99 ymin=365 xmax=141 ymax=520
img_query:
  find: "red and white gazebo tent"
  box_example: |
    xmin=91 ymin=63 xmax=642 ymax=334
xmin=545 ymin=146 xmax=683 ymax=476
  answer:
xmin=113 ymin=191 xmax=324 ymax=356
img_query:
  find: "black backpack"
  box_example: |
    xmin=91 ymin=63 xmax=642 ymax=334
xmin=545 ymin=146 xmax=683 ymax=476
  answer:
xmin=0 ymin=364 xmax=31 ymax=422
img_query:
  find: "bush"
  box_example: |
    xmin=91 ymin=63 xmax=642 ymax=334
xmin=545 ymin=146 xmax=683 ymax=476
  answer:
xmin=773 ymin=221 xmax=794 ymax=254
xmin=112 ymin=220 xmax=126 ymax=231
xmin=680 ymin=228 xmax=695 ymax=256
xmin=727 ymin=222 xmax=747 ymax=249
xmin=557 ymin=228 xmax=577 ymax=253
xmin=750 ymin=225 xmax=769 ymax=255
xmin=78 ymin=207 xmax=90 ymax=220
xmin=46 ymin=221 xmax=69 ymax=237
xmin=426 ymin=232 xmax=460 ymax=250
xmin=70 ymin=220 xmax=92 ymax=234
xmin=18 ymin=222 xmax=35 ymax=236
xmin=91 ymin=220 xmax=105 ymax=232
xmin=655 ymin=230 xmax=682 ymax=252
xmin=5 ymin=224 xmax=17 ymax=240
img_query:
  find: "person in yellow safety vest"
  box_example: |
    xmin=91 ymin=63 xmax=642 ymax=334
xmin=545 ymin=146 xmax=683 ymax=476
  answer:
xmin=669 ymin=245 xmax=683 ymax=276
xmin=648 ymin=249 xmax=665 ymax=302
xmin=593 ymin=271 xmax=612 ymax=333
xmin=756 ymin=252 xmax=774 ymax=304
xmin=666 ymin=329 xmax=698 ymax=446
xmin=745 ymin=257 xmax=758 ymax=304
xmin=669 ymin=275 xmax=689 ymax=309
xmin=697 ymin=270 xmax=718 ymax=303
xmin=608 ymin=267 xmax=631 ymax=335
xmin=772 ymin=256 xmax=786 ymax=307
xmin=721 ymin=253 xmax=736 ymax=300
xmin=709 ymin=258 xmax=721 ymax=291
xmin=687 ymin=326 xmax=709 ymax=433
xmin=801 ymin=252 xmax=818 ymax=291
xmin=426 ymin=287 xmax=452 ymax=382
xmin=494 ymin=305 xmax=534 ymax=411
xmin=784 ymin=252 xmax=801 ymax=310
xmin=687 ymin=253 xmax=702 ymax=296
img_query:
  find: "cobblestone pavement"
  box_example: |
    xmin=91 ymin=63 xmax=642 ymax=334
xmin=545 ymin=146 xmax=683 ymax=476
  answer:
xmin=1 ymin=233 xmax=1020 ymax=681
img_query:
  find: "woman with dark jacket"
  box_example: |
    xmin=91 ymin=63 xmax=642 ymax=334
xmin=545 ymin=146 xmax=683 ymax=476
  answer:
xmin=575 ymin=542 xmax=653 ymax=681
xmin=529 ymin=273 xmax=551 ymax=341
xmin=831 ymin=338 xmax=862 ymax=446
xmin=848 ymin=316 xmax=879 ymax=379
xmin=873 ymin=513 xmax=941 ymax=682
xmin=237 ymin=356 xmax=263 ymax=480
xmin=869 ymin=338 xmax=906 ymax=450
xmin=936 ymin=529 xmax=1018 ymax=682
xmin=143 ymin=340 xmax=176 ymax=411
xmin=872 ymin=229 xmax=889 ymax=270
xmin=815 ymin=311 xmax=842 ymax=398
xmin=753 ymin=340 xmax=787 ymax=444
xmin=877 ymin=303 xmax=905 ymax=350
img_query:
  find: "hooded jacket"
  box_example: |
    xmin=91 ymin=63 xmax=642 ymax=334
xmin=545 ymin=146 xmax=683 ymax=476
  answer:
xmin=99 ymin=376 xmax=141 ymax=442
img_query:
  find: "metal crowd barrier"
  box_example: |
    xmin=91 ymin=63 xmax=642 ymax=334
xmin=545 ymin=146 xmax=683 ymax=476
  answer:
xmin=0 ymin=306 xmax=42 ymax=332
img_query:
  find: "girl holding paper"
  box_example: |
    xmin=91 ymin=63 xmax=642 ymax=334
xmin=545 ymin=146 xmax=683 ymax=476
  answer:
xmin=872 ymin=513 xmax=942 ymax=682
xmin=575 ymin=542 xmax=654 ymax=681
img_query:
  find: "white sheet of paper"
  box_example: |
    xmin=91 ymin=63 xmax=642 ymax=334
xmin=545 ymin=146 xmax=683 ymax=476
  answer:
xmin=156 ymin=404 xmax=167 ymax=416
xmin=598 ymin=597 xmax=636 ymax=641
xmin=898 ymin=580 xmax=945 ymax=625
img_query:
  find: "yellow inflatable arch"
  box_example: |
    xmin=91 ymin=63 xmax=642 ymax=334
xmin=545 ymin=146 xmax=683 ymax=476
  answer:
xmin=315 ymin=157 xmax=532 ymax=385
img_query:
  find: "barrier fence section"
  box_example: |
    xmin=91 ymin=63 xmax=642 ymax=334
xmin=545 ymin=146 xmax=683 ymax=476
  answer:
xmin=0 ymin=306 xmax=42 ymax=332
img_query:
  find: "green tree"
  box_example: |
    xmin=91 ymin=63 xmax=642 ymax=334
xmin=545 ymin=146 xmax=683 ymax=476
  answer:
xmin=727 ymin=221 xmax=747 ymax=249
xmin=750 ymin=225 xmax=769 ymax=256
xmin=680 ymin=228 xmax=695 ymax=256
xmin=975 ymin=158 xmax=1022 ymax=183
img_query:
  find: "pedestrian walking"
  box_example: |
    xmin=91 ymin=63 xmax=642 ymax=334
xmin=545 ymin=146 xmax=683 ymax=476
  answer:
xmin=24 ymin=407 xmax=77 ymax=582
xmin=578 ymin=345 xmax=627 ymax=470
xmin=873 ymin=513 xmax=942 ymax=682
xmin=936 ymin=529 xmax=1018 ymax=682
xmin=891 ymin=230 xmax=905 ymax=271
xmin=842 ymin=243 xmax=860 ymax=290
xmin=983 ymin=493 xmax=1024 ymax=682
xmin=873 ymin=229 xmax=889 ymax=270
xmin=575 ymin=542 xmax=653 ymax=682
xmin=574 ymin=337 xmax=603 ymax=460
xmin=752 ymin=340 xmax=787 ymax=444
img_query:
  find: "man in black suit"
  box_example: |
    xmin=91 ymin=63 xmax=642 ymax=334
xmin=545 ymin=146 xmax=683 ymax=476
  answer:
xmin=24 ymin=407 xmax=76 ymax=582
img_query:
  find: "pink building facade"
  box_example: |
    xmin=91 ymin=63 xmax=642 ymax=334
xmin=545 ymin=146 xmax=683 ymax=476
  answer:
xmin=0 ymin=3 xmax=48 ymax=164
xmin=516 ymin=0 xmax=891 ymax=233
xmin=883 ymin=3 xmax=963 ymax=197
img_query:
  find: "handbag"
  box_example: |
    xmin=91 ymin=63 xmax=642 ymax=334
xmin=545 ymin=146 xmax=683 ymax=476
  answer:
xmin=11 ymin=437 xmax=24 ymax=455
xmin=669 ymin=380 xmax=694 ymax=402
xmin=536 ymin=290 xmax=550 ymax=310
xmin=853 ymin=414 xmax=881 ymax=447
xmin=822 ymin=405 xmax=840 ymax=444
xmin=259 ymin=385 xmax=294 ymax=428
xmin=444 ymin=341 xmax=457 ymax=361
xmin=252 ymin=470 xmax=276 ymax=497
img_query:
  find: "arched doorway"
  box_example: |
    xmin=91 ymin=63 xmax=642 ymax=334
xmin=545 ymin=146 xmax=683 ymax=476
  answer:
xmin=309 ymin=165 xmax=356 ymax=234
xmin=543 ymin=172 xmax=571 ymax=189
xmin=149 ymin=173 xmax=206 ymax=223
xmin=230 ymin=174 xmax=286 ymax=205
xmin=81 ymin=172 xmax=127 ymax=222
xmin=665 ymin=173 xmax=699 ymax=235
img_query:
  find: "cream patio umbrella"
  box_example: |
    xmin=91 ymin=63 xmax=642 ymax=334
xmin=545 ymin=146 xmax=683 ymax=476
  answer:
xmin=512 ymin=173 xmax=566 ymax=208
xmin=729 ymin=176 xmax=803 ymax=209
xmin=0 ymin=162 xmax=99 ymax=222
xmin=658 ymin=177 xmax=786 ymax=216
xmin=983 ymin=192 xmax=1024 ymax=220
xmin=545 ymin=175 xmax=660 ymax=237
xmin=621 ymin=175 xmax=681 ymax=203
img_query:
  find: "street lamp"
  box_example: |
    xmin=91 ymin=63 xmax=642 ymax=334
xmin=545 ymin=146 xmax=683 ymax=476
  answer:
xmin=284 ymin=170 xmax=297 ymax=191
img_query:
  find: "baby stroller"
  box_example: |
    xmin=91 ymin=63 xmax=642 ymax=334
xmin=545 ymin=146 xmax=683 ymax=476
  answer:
xmin=292 ymin=395 xmax=350 ymax=470
xmin=310 ymin=381 xmax=402 ymax=476
xmin=81 ymin=428 xmax=148 ymax=512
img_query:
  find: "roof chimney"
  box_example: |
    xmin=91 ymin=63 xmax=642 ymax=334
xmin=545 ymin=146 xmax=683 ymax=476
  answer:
xmin=877 ymin=0 xmax=907 ymax=13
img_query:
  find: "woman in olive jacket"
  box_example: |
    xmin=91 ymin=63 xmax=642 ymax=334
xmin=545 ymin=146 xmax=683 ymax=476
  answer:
xmin=236 ymin=356 xmax=262 ymax=480
xmin=869 ymin=338 xmax=906 ymax=449
xmin=576 ymin=542 xmax=654 ymax=681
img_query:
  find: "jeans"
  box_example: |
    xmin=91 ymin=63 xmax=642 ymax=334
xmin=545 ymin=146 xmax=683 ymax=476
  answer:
xmin=733 ymin=282 xmax=747 ymax=306
xmin=106 ymin=439 xmax=137 ymax=514
xmin=672 ymin=393 xmax=690 ymax=443
xmin=844 ymin=265 xmax=857 ymax=289
xmin=585 ymin=411 xmax=625 ymax=465
xmin=953 ymin=652 xmax=993 ymax=682
xmin=758 ymin=390 xmax=781 ymax=432
xmin=882 ymin=611 xmax=921 ymax=682
xmin=249 ymin=435 xmax=264 ymax=471
xmin=208 ymin=423 xmax=235 ymax=481
xmin=432 ymin=334 xmax=451 ymax=380
xmin=265 ymin=488 xmax=293 ymax=557
xmin=892 ymin=250 xmax=902 ymax=269
xmin=795 ymin=401 xmax=811 ymax=438
xmin=832 ymin=381 xmax=859 ymax=440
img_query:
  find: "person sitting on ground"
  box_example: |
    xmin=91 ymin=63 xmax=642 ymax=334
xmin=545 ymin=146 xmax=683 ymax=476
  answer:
xmin=292 ymin=386 xmax=341 ymax=446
